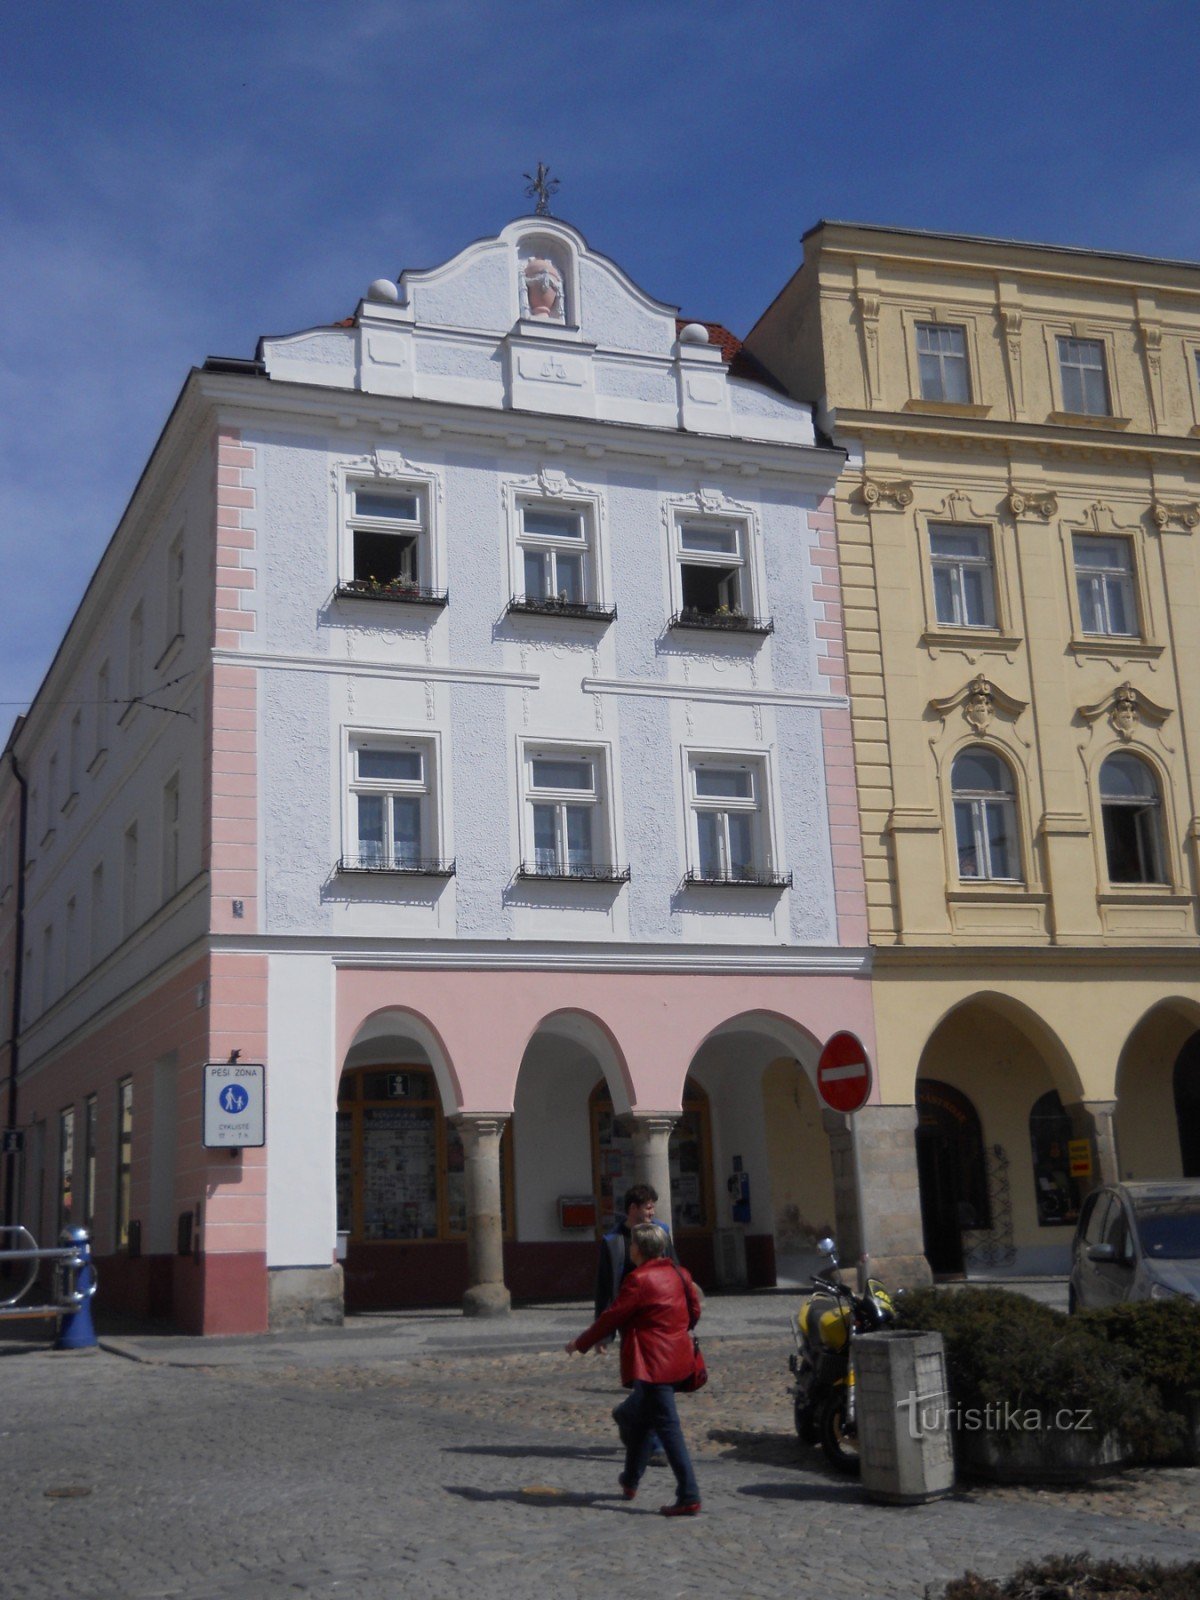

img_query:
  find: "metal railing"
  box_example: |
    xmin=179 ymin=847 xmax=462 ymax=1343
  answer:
xmin=0 ymin=1225 xmax=98 ymax=1322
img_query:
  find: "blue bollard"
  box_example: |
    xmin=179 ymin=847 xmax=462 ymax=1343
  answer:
xmin=55 ymin=1227 xmax=98 ymax=1351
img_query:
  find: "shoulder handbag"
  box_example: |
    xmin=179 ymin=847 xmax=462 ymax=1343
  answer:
xmin=670 ymin=1262 xmax=708 ymax=1393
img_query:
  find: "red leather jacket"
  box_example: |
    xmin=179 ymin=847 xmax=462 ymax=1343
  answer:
xmin=575 ymin=1257 xmax=701 ymax=1386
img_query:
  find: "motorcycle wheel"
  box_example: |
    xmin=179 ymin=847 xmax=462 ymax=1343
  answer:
xmin=793 ymin=1394 xmax=817 ymax=1444
xmin=817 ymin=1391 xmax=861 ymax=1475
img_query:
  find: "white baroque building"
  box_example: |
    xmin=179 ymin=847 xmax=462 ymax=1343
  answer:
xmin=0 ymin=219 xmax=875 ymax=1331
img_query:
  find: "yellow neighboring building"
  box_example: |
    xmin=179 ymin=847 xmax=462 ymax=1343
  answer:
xmin=747 ymin=223 xmax=1200 ymax=1283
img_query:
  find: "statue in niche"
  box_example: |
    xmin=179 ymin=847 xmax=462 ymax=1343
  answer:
xmin=520 ymin=255 xmax=565 ymax=322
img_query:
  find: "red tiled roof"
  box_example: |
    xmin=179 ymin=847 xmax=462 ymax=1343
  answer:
xmin=675 ymin=319 xmax=789 ymax=395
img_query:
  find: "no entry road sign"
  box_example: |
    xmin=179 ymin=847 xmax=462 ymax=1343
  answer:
xmin=817 ymin=1032 xmax=872 ymax=1115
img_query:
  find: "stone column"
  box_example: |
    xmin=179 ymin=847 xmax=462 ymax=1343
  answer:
xmin=453 ymin=1114 xmax=511 ymax=1318
xmin=1066 ymin=1099 xmax=1120 ymax=1188
xmin=823 ymin=1105 xmax=932 ymax=1291
xmin=628 ymin=1114 xmax=677 ymax=1230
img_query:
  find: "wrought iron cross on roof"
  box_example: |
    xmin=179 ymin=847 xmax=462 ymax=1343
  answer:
xmin=523 ymin=161 xmax=560 ymax=217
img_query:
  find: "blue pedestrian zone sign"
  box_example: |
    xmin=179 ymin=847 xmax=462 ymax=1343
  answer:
xmin=203 ymin=1062 xmax=266 ymax=1148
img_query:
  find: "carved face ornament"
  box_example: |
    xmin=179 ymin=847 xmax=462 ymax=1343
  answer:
xmin=964 ymin=675 xmax=994 ymax=735
xmin=1110 ymin=684 xmax=1139 ymax=742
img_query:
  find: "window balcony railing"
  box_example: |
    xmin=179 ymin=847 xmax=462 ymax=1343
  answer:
xmin=506 ymin=594 xmax=617 ymax=623
xmin=516 ymin=861 xmax=631 ymax=884
xmin=668 ymin=608 xmax=774 ymax=635
xmin=680 ymin=867 xmax=793 ymax=890
xmin=335 ymin=580 xmax=449 ymax=607
xmin=337 ymin=855 xmax=456 ymax=877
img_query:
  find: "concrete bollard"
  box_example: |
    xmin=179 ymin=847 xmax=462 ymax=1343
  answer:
xmin=54 ymin=1227 xmax=98 ymax=1352
xmin=855 ymin=1329 xmax=954 ymax=1504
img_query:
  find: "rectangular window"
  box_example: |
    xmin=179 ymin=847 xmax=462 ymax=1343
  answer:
xmin=58 ymin=1106 xmax=75 ymax=1233
xmin=123 ymin=823 xmax=138 ymax=937
xmin=1057 ymin=336 xmax=1110 ymax=416
xmin=167 ymin=532 xmax=185 ymax=643
xmin=89 ymin=862 xmax=105 ymax=965
xmin=83 ymin=1095 xmax=98 ymax=1230
xmin=523 ymin=747 xmax=613 ymax=878
xmin=115 ymin=1078 xmax=133 ymax=1250
xmin=349 ymin=739 xmax=435 ymax=870
xmin=95 ymin=662 xmax=110 ymax=757
xmin=46 ymin=754 xmax=58 ymax=824
xmin=41 ymin=924 xmax=54 ymax=1012
xmin=68 ymin=711 xmax=82 ymax=800
xmin=348 ymin=484 xmax=427 ymax=591
xmin=65 ymin=896 xmax=76 ymax=990
xmin=162 ymin=775 xmax=181 ymax=899
xmin=929 ymin=525 xmax=996 ymax=628
xmin=517 ymin=503 xmax=591 ymax=605
xmin=678 ymin=521 xmax=746 ymax=619
xmin=1074 ymin=536 xmax=1137 ymax=636
xmin=689 ymin=757 xmax=766 ymax=882
xmin=916 ymin=323 xmax=970 ymax=403
xmin=127 ymin=604 xmax=144 ymax=703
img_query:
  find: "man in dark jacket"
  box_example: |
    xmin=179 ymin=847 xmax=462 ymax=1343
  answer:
xmin=594 ymin=1183 xmax=677 ymax=1460
xmin=568 ymin=1223 xmax=702 ymax=1515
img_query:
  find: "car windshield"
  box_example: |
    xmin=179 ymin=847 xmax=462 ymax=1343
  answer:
xmin=1133 ymin=1198 xmax=1200 ymax=1260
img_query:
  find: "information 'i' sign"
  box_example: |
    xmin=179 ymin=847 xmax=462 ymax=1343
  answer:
xmin=816 ymin=1031 xmax=872 ymax=1115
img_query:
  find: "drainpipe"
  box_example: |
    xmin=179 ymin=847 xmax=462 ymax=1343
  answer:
xmin=3 ymin=740 xmax=28 ymax=1230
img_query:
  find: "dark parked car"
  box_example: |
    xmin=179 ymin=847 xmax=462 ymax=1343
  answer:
xmin=1068 ymin=1180 xmax=1200 ymax=1311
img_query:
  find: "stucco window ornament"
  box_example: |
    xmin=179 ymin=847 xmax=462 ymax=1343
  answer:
xmin=1006 ymin=490 xmax=1058 ymax=521
xmin=1078 ymin=682 xmax=1172 ymax=745
xmin=857 ymin=478 xmax=914 ymax=510
xmin=520 ymin=256 xmax=565 ymax=322
xmin=928 ymin=675 xmax=1028 ymax=738
xmin=1149 ymin=500 xmax=1200 ymax=533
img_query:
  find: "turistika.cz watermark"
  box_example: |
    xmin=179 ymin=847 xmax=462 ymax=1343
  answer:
xmin=896 ymin=1390 xmax=1094 ymax=1441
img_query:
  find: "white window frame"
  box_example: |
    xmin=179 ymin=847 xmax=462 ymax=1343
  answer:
xmin=93 ymin=661 xmax=110 ymax=764
xmin=1072 ymin=535 xmax=1138 ymax=638
xmin=684 ymin=750 xmax=776 ymax=884
xmin=122 ymin=821 xmax=138 ymax=937
xmin=674 ymin=517 xmax=753 ymax=621
xmin=916 ymin=322 xmax=971 ymax=404
xmin=336 ymin=461 xmax=443 ymax=597
xmin=928 ymin=523 xmax=997 ymax=629
xmin=1098 ymin=753 xmax=1167 ymax=888
xmin=502 ymin=474 xmax=608 ymax=615
xmin=344 ymin=732 xmax=443 ymax=872
xmin=162 ymin=773 xmax=181 ymax=900
xmin=1056 ymin=335 xmax=1110 ymax=417
xmin=950 ymin=748 xmax=1021 ymax=884
xmin=126 ymin=604 xmax=144 ymax=704
xmin=519 ymin=741 xmax=616 ymax=879
xmin=514 ymin=499 xmax=596 ymax=607
xmin=162 ymin=529 xmax=185 ymax=659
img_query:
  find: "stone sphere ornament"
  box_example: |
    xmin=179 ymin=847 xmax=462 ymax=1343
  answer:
xmin=679 ymin=322 xmax=711 ymax=345
xmin=366 ymin=278 xmax=400 ymax=304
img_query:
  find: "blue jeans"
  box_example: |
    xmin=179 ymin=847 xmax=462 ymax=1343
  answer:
xmin=619 ymin=1382 xmax=699 ymax=1504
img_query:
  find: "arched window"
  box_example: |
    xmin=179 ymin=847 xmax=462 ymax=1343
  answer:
xmin=589 ymin=1079 xmax=713 ymax=1234
xmin=1099 ymin=754 xmax=1164 ymax=885
xmin=336 ymin=1066 xmax=512 ymax=1242
xmin=951 ymin=748 xmax=1018 ymax=881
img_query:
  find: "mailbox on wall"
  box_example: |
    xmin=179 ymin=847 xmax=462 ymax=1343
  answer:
xmin=558 ymin=1196 xmax=597 ymax=1230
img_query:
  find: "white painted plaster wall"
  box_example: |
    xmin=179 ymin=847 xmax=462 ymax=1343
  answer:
xmin=266 ymin=953 xmax=337 ymax=1265
xmin=512 ymin=1040 xmax=599 ymax=1242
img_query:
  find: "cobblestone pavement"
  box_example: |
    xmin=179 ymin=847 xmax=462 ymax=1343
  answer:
xmin=2 ymin=1330 xmax=1196 ymax=1600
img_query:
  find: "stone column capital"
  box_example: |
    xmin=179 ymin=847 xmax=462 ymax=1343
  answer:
xmin=624 ymin=1111 xmax=678 ymax=1141
xmin=450 ymin=1112 xmax=511 ymax=1145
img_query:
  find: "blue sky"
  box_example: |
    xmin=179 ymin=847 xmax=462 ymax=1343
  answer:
xmin=3 ymin=1 xmax=1198 ymax=717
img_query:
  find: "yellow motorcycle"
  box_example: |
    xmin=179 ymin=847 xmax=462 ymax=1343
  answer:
xmin=789 ymin=1235 xmax=896 ymax=1473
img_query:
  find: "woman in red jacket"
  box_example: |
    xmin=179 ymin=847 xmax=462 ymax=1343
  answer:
xmin=566 ymin=1222 xmax=702 ymax=1516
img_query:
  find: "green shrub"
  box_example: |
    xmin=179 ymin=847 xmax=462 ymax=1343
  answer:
xmin=1076 ymin=1298 xmax=1200 ymax=1402
xmin=894 ymin=1287 xmax=1182 ymax=1460
xmin=939 ymin=1552 xmax=1200 ymax=1599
